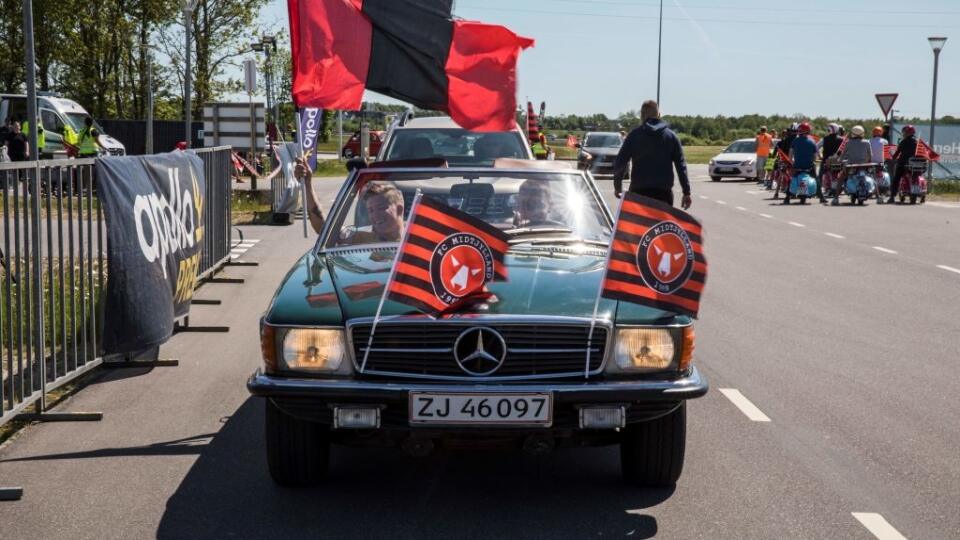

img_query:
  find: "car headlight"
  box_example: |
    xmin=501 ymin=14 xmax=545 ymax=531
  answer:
xmin=709 ymin=159 xmax=716 ymax=166
xmin=280 ymin=328 xmax=350 ymax=373
xmin=606 ymin=326 xmax=694 ymax=374
xmin=740 ymin=160 xmax=754 ymax=166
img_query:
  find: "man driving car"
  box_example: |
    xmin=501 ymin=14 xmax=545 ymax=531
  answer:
xmin=514 ymin=179 xmax=558 ymax=227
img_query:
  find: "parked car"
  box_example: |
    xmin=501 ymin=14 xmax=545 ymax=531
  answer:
xmin=376 ymin=116 xmax=532 ymax=165
xmin=0 ymin=93 xmax=126 ymax=158
xmin=708 ymin=139 xmax=758 ymax=181
xmin=247 ymin=160 xmax=708 ymax=488
xmin=578 ymin=131 xmax=623 ymax=177
xmin=341 ymin=130 xmax=385 ymax=159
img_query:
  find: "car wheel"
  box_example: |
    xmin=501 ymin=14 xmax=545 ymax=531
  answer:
xmin=620 ymin=402 xmax=686 ymax=487
xmin=711 ymin=176 xmax=721 ymax=182
xmin=265 ymin=399 xmax=329 ymax=486
xmin=343 ymin=148 xmax=354 ymax=159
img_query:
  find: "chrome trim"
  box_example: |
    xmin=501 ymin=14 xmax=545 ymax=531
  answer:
xmin=247 ymin=366 xmax=709 ymax=400
xmin=508 ymin=348 xmax=601 ymax=354
xmin=345 ymin=315 xmax=615 ymax=381
xmin=359 ymin=347 xmax=452 ymax=354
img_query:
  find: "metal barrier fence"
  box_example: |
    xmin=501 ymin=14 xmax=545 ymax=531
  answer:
xmin=0 ymin=147 xmax=233 ymax=429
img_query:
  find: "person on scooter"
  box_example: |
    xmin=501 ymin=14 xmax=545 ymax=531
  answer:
xmin=817 ymin=123 xmax=843 ymax=197
xmin=836 ymin=126 xmax=873 ymax=204
xmin=789 ymin=122 xmax=819 ymax=202
xmin=869 ymin=126 xmax=888 ymax=164
xmin=890 ymin=125 xmax=919 ymax=203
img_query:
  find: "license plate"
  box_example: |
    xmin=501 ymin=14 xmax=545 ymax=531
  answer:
xmin=409 ymin=392 xmax=552 ymax=426
xmin=716 ymin=167 xmax=732 ymax=173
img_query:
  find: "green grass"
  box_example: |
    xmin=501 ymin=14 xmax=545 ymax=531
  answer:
xmin=684 ymin=146 xmax=725 ymax=165
xmin=314 ymin=159 xmax=348 ymax=177
xmin=231 ymin=190 xmax=273 ymax=225
xmin=930 ymin=179 xmax=960 ymax=201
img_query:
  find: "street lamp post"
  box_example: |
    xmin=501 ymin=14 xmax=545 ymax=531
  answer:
xmin=183 ymin=0 xmax=198 ymax=148
xmin=928 ymin=36 xmax=947 ymax=177
xmin=656 ymin=0 xmax=663 ymax=104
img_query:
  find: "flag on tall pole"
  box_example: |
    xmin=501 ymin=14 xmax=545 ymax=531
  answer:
xmin=287 ymin=0 xmax=534 ymax=131
xmin=600 ymin=192 xmax=707 ymax=318
xmin=298 ymin=107 xmax=322 ymax=171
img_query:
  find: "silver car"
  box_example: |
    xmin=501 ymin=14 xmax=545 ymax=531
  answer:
xmin=578 ymin=131 xmax=624 ymax=177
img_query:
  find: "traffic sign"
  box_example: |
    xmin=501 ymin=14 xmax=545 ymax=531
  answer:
xmin=244 ymin=59 xmax=257 ymax=95
xmin=875 ymin=93 xmax=898 ymax=117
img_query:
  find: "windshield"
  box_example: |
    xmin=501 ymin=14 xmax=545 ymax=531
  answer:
xmin=584 ymin=134 xmax=622 ymax=148
xmin=724 ymin=140 xmax=756 ymax=153
xmin=383 ymin=129 xmax=527 ymax=166
xmin=325 ymin=170 xmax=611 ymax=249
xmin=65 ymin=113 xmax=104 ymax=133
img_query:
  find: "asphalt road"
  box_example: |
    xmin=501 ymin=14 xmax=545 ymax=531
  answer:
xmin=0 ymin=165 xmax=958 ymax=539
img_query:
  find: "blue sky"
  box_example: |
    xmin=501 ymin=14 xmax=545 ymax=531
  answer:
xmin=259 ymin=0 xmax=959 ymax=119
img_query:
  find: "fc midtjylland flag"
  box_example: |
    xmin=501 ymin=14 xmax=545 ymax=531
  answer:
xmin=287 ymin=0 xmax=534 ymax=131
xmin=388 ymin=195 xmax=510 ymax=314
xmin=601 ymin=192 xmax=707 ymax=318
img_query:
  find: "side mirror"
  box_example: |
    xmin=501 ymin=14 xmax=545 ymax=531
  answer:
xmin=346 ymin=157 xmax=367 ymax=172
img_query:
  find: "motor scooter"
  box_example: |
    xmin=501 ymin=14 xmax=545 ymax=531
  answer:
xmin=897 ymin=157 xmax=928 ymax=204
xmin=843 ymin=163 xmax=877 ymax=206
xmin=771 ymin=159 xmax=791 ymax=198
xmin=821 ymin=156 xmax=843 ymax=199
xmin=783 ymin=167 xmax=817 ymax=205
xmin=875 ymin=163 xmax=891 ymax=204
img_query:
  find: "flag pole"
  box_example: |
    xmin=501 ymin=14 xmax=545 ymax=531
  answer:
xmin=360 ymin=190 xmax=423 ymax=373
xmin=585 ymin=196 xmax=623 ymax=378
xmin=294 ymin=111 xmax=309 ymax=238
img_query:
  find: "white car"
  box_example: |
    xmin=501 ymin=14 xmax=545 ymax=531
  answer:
xmin=376 ymin=115 xmax=532 ymax=165
xmin=708 ymin=139 xmax=758 ymax=181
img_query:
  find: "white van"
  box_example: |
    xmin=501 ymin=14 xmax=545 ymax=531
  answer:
xmin=0 ymin=93 xmax=126 ymax=158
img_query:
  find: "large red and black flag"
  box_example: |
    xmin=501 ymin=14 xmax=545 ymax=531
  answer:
xmin=287 ymin=0 xmax=534 ymax=131
xmin=387 ymin=195 xmax=510 ymax=315
xmin=601 ymin=192 xmax=707 ymax=318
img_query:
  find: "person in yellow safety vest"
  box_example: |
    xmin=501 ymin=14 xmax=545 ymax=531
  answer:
xmin=76 ymin=116 xmax=102 ymax=158
xmin=532 ymin=133 xmax=549 ymax=160
xmin=61 ymin=123 xmax=79 ymax=157
xmin=22 ymin=118 xmax=44 ymax=157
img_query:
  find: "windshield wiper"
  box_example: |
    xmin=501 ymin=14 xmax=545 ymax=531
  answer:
xmin=504 ymin=226 xmax=574 ymax=236
xmin=509 ymin=237 xmax=609 ymax=247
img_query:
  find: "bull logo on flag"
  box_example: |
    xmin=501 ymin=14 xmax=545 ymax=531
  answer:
xmin=639 ymin=222 xmax=696 ymax=294
xmin=431 ymin=233 xmax=497 ymax=304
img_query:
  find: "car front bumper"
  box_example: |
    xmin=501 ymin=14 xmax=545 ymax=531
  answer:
xmin=247 ymin=367 xmax=708 ymax=430
xmin=709 ymin=164 xmax=755 ymax=177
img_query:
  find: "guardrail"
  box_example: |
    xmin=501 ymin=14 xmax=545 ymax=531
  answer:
xmin=0 ymin=147 xmax=233 ymax=430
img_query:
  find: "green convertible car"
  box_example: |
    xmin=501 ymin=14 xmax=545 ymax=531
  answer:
xmin=247 ymin=160 xmax=708 ymax=487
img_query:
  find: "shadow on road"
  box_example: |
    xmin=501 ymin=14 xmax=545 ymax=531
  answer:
xmin=156 ymin=398 xmax=671 ymax=540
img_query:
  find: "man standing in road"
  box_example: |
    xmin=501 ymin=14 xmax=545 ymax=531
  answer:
xmin=612 ymin=100 xmax=691 ymax=209
xmin=755 ymin=126 xmax=773 ymax=184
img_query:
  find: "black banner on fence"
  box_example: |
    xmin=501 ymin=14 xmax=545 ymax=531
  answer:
xmin=98 ymin=151 xmax=206 ymax=354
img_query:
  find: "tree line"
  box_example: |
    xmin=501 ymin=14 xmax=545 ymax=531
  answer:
xmin=0 ymin=0 xmax=272 ymax=120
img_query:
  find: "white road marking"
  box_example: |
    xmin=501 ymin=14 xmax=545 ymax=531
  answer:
xmin=745 ymin=190 xmax=759 ymax=195
xmin=873 ymin=246 xmax=898 ymax=255
xmin=236 ymin=243 xmax=257 ymax=248
xmin=759 ymin=213 xmax=773 ymax=219
xmin=825 ymin=232 xmax=845 ymax=239
xmin=718 ymin=388 xmax=771 ymax=422
xmin=698 ymin=195 xmax=708 ymax=199
xmin=852 ymin=513 xmax=908 ymax=540
xmin=716 ymin=200 xmax=727 ymax=205
xmin=927 ymin=201 xmax=960 ymax=208
xmin=788 ymin=221 xmax=805 ymax=228
xmin=937 ymin=265 xmax=960 ymax=275
xmin=735 ymin=206 xmax=747 ymax=211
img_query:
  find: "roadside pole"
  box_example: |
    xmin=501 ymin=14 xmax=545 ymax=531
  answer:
xmin=338 ymin=110 xmax=343 ymax=161
xmin=183 ymin=1 xmax=197 ymax=147
xmin=145 ymin=46 xmax=154 ymax=154
xmin=23 ymin=0 xmax=45 ymax=413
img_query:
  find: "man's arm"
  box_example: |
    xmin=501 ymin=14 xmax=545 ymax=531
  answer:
xmin=671 ymin=133 xmax=692 ymax=210
xmin=296 ymin=158 xmax=325 ymax=234
xmin=611 ymin=132 xmax=634 ymax=195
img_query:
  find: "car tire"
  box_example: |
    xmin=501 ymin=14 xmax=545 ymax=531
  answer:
xmin=620 ymin=402 xmax=686 ymax=487
xmin=265 ymin=399 xmax=329 ymax=486
xmin=711 ymin=176 xmax=721 ymax=182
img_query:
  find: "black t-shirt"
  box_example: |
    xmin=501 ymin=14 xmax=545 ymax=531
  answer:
xmin=7 ymin=133 xmax=28 ymax=161
xmin=821 ymin=133 xmax=842 ymax=158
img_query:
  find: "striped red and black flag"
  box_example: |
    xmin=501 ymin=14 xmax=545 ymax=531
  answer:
xmin=287 ymin=0 xmax=534 ymax=131
xmin=601 ymin=192 xmax=707 ymax=318
xmin=915 ymin=139 xmax=941 ymax=161
xmin=387 ymin=195 xmax=510 ymax=315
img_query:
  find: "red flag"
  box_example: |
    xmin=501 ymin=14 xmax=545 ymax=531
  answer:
xmin=387 ymin=195 xmax=510 ymax=314
xmin=776 ymin=148 xmax=792 ymax=165
xmin=601 ymin=193 xmax=707 ymax=318
xmin=287 ymin=0 xmax=533 ymax=131
xmin=527 ymin=101 xmax=539 ymax=143
xmin=836 ymin=136 xmax=848 ymax=156
xmin=883 ymin=144 xmax=897 ymax=161
xmin=916 ymin=139 xmax=941 ymax=161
